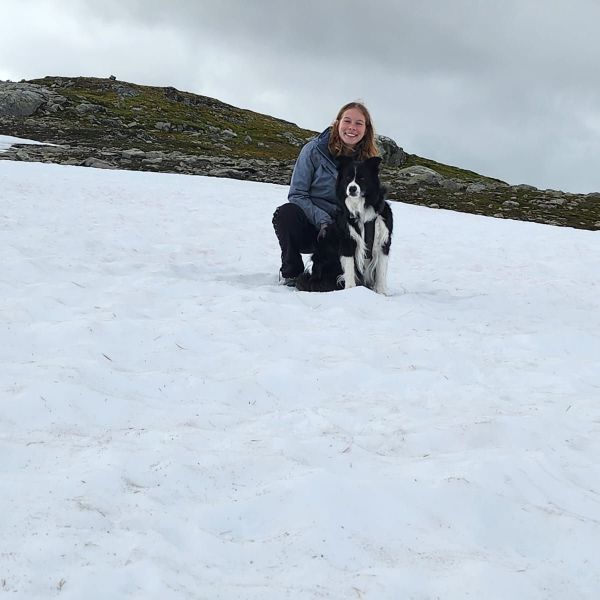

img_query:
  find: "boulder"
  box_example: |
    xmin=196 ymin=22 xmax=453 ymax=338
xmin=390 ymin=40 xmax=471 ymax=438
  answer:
xmin=502 ymin=200 xmax=520 ymax=208
xmin=440 ymin=179 xmax=466 ymax=191
xmin=397 ymin=165 xmax=443 ymax=186
xmin=145 ymin=151 xmax=168 ymax=160
xmin=376 ymin=135 xmax=406 ymax=167
xmin=514 ymin=184 xmax=538 ymax=191
xmin=220 ymin=128 xmax=237 ymax=139
xmin=115 ymin=85 xmax=139 ymax=98
xmin=280 ymin=131 xmax=302 ymax=146
xmin=466 ymin=182 xmax=489 ymax=193
xmin=0 ymin=82 xmax=47 ymax=117
xmin=75 ymin=102 xmax=106 ymax=115
xmin=82 ymin=157 xmax=116 ymax=169
xmin=121 ymin=148 xmax=146 ymax=159
xmin=209 ymin=167 xmax=245 ymax=179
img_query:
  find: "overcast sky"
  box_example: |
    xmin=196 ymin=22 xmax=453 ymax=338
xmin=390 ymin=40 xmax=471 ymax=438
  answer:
xmin=2 ymin=0 xmax=600 ymax=193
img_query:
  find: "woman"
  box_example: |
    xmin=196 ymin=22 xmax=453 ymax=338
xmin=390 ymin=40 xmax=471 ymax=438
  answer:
xmin=272 ymin=101 xmax=380 ymax=286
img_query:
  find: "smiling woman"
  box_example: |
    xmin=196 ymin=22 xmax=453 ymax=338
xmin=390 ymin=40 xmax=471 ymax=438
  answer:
xmin=271 ymin=101 xmax=380 ymax=285
xmin=337 ymin=107 xmax=366 ymax=145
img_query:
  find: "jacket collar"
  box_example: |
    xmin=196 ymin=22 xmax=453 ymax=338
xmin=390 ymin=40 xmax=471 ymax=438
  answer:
xmin=315 ymin=127 xmax=338 ymax=168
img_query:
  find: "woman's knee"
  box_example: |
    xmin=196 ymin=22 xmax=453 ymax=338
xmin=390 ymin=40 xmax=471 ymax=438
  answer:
xmin=272 ymin=202 xmax=305 ymax=228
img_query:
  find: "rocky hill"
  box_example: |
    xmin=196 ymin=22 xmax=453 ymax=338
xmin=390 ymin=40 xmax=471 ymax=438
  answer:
xmin=1 ymin=76 xmax=599 ymax=231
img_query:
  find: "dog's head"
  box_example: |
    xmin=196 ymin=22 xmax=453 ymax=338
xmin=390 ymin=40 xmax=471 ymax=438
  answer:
xmin=336 ymin=156 xmax=384 ymax=207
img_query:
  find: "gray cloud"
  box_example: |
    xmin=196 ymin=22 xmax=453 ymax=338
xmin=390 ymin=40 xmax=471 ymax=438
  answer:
xmin=2 ymin=0 xmax=600 ymax=192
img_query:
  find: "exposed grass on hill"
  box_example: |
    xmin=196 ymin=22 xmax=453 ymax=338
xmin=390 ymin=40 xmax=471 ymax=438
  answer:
xmin=8 ymin=75 xmax=597 ymax=231
xmin=32 ymin=77 xmax=315 ymax=160
xmin=402 ymin=154 xmax=505 ymax=185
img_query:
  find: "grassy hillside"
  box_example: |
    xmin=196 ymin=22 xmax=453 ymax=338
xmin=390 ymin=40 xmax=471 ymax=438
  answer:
xmin=0 ymin=76 xmax=598 ymax=230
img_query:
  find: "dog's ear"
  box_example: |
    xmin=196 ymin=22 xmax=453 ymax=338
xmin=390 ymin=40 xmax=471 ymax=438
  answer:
xmin=366 ymin=156 xmax=383 ymax=171
xmin=337 ymin=155 xmax=354 ymax=170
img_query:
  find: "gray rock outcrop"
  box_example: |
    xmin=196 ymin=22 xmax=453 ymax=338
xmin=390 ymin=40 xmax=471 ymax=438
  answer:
xmin=397 ymin=165 xmax=444 ymax=186
xmin=0 ymin=83 xmax=47 ymax=117
xmin=376 ymin=135 xmax=406 ymax=167
xmin=0 ymin=81 xmax=68 ymax=117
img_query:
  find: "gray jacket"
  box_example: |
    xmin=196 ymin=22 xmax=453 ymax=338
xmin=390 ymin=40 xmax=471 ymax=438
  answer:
xmin=288 ymin=128 xmax=338 ymax=228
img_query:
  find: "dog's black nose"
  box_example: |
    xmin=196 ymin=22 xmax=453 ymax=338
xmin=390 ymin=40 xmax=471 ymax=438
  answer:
xmin=348 ymin=184 xmax=358 ymax=196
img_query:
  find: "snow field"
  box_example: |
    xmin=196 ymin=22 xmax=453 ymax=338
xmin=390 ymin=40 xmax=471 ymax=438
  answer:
xmin=1 ymin=159 xmax=600 ymax=599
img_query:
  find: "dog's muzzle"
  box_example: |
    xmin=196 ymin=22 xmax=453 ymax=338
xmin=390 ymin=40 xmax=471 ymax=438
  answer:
xmin=347 ymin=184 xmax=359 ymax=197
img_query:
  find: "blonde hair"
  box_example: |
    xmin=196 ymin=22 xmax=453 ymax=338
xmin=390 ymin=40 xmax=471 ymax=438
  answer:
xmin=328 ymin=101 xmax=379 ymax=160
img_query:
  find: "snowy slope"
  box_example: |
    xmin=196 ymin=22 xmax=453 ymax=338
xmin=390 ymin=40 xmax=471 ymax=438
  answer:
xmin=0 ymin=134 xmax=56 ymax=153
xmin=1 ymin=158 xmax=600 ymax=599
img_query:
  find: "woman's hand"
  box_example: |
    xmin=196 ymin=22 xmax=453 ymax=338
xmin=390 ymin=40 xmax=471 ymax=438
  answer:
xmin=317 ymin=223 xmax=329 ymax=240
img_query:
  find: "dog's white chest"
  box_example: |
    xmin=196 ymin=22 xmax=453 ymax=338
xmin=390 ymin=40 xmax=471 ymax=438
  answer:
xmin=345 ymin=195 xmax=363 ymax=219
xmin=345 ymin=195 xmax=377 ymax=224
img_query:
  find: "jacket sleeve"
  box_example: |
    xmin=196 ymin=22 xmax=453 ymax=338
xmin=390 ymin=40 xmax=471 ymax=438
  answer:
xmin=288 ymin=143 xmax=333 ymax=228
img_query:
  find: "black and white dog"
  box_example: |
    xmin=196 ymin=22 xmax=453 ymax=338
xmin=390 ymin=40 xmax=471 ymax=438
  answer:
xmin=296 ymin=156 xmax=393 ymax=294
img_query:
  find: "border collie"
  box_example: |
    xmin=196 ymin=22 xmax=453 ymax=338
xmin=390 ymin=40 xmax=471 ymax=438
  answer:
xmin=296 ymin=156 xmax=393 ymax=294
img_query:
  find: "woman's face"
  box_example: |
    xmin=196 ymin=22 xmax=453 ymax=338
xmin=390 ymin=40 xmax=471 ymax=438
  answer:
xmin=337 ymin=107 xmax=367 ymax=147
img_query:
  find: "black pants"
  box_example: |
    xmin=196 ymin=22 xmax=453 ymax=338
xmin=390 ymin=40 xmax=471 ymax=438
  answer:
xmin=272 ymin=203 xmax=319 ymax=278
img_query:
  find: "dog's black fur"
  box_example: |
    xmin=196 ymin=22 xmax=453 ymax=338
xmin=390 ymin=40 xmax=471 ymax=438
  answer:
xmin=296 ymin=156 xmax=393 ymax=293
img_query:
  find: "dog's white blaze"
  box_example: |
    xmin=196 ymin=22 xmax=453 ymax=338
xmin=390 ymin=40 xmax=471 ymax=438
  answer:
xmin=344 ymin=168 xmax=358 ymax=199
xmin=344 ymin=170 xmax=366 ymax=220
